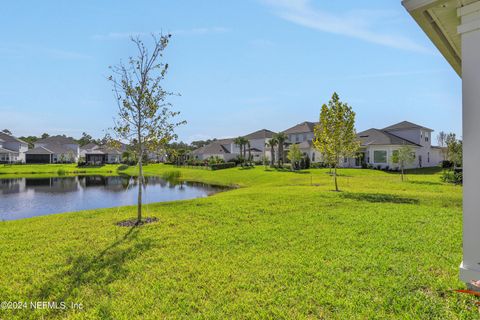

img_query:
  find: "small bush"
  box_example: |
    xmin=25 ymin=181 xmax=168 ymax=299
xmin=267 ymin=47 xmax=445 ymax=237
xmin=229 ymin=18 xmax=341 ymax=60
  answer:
xmin=57 ymin=168 xmax=66 ymax=176
xmin=117 ymin=164 xmax=129 ymax=171
xmin=210 ymin=162 xmax=236 ymax=170
xmin=310 ymin=162 xmax=326 ymax=169
xmin=441 ymin=170 xmax=463 ymax=184
xmin=441 ymin=160 xmax=454 ymax=169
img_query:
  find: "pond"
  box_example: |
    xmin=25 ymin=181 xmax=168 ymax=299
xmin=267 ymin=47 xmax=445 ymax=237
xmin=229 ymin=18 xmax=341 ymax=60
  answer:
xmin=0 ymin=175 xmax=225 ymax=221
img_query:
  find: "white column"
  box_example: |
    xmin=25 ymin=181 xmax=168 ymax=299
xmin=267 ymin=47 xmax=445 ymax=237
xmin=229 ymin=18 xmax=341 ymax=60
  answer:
xmin=458 ymin=2 xmax=480 ymax=284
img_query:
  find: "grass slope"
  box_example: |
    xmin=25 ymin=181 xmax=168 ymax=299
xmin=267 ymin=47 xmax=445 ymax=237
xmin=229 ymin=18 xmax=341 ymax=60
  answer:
xmin=0 ymin=164 xmax=476 ymax=319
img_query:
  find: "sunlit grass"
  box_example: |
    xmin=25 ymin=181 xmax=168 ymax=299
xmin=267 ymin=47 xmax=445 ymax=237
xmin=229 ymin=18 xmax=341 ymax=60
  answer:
xmin=0 ymin=164 xmax=476 ymax=319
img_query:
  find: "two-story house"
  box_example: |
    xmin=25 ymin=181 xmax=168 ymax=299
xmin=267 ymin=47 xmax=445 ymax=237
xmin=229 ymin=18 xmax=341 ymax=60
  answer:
xmin=25 ymin=135 xmax=80 ymax=163
xmin=356 ymin=121 xmax=444 ymax=169
xmin=0 ymin=132 xmax=28 ymax=163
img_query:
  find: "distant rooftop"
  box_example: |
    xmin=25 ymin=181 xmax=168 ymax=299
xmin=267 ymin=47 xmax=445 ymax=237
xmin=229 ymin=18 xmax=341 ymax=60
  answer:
xmin=282 ymin=122 xmax=318 ymax=135
xmin=357 ymin=128 xmax=421 ymax=147
xmin=36 ymin=135 xmax=78 ymax=145
xmin=382 ymin=121 xmax=433 ymax=132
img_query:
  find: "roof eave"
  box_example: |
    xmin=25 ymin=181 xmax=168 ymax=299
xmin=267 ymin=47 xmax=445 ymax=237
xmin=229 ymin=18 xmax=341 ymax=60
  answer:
xmin=402 ymin=0 xmax=462 ymax=76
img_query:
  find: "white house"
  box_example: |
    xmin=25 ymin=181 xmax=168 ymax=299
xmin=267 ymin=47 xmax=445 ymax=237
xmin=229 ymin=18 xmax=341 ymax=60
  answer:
xmin=356 ymin=121 xmax=444 ymax=169
xmin=402 ymin=0 xmax=480 ymax=288
xmin=192 ymin=129 xmax=276 ymax=161
xmin=282 ymin=120 xmax=443 ymax=169
xmin=0 ymin=132 xmax=28 ymax=163
xmin=26 ymin=135 xmax=80 ymax=163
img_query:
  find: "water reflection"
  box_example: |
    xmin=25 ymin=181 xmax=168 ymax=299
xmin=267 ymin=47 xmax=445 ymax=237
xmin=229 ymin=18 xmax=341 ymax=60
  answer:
xmin=0 ymin=175 xmax=225 ymax=220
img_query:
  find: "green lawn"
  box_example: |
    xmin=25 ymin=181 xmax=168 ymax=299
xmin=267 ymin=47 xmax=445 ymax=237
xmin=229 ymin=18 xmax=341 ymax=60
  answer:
xmin=0 ymin=164 xmax=477 ymax=319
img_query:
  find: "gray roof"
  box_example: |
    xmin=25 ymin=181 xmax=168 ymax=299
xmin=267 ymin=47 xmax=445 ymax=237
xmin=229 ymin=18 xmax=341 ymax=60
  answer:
xmin=36 ymin=135 xmax=78 ymax=145
xmin=26 ymin=146 xmax=54 ymax=155
xmin=357 ymin=129 xmax=420 ymax=147
xmin=193 ymin=142 xmax=230 ymax=155
xmin=282 ymin=122 xmax=318 ymax=134
xmin=244 ymin=129 xmax=276 ymax=140
xmin=382 ymin=121 xmax=433 ymax=132
xmin=0 ymin=147 xmax=19 ymax=154
xmin=26 ymin=144 xmax=73 ymax=155
xmin=85 ymin=146 xmax=122 ymax=155
xmin=81 ymin=143 xmax=99 ymax=151
xmin=0 ymin=132 xmax=28 ymax=145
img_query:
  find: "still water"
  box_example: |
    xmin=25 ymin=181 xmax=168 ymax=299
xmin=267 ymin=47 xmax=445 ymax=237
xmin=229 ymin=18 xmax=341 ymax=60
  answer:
xmin=0 ymin=175 xmax=224 ymax=221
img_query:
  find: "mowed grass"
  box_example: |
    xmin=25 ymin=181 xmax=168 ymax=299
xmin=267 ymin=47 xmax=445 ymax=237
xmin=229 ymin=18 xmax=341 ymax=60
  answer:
xmin=0 ymin=164 xmax=477 ymax=319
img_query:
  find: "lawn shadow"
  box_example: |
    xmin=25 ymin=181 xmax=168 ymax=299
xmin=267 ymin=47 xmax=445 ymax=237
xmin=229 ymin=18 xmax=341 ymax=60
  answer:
xmin=23 ymin=225 xmax=154 ymax=317
xmin=408 ymin=180 xmax=443 ymax=186
xmin=341 ymin=192 xmax=419 ymax=204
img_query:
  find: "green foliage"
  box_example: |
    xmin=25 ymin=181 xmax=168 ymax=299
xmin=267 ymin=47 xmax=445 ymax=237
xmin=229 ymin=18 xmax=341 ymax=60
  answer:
xmin=265 ymin=138 xmax=277 ymax=167
xmin=446 ymin=133 xmax=462 ymax=168
xmin=210 ymin=162 xmax=236 ymax=170
xmin=287 ymin=144 xmax=302 ymax=170
xmin=56 ymin=168 xmax=66 ymax=176
xmin=313 ymin=93 xmax=360 ymax=190
xmin=117 ymin=164 xmax=129 ymax=171
xmin=441 ymin=170 xmax=463 ymax=184
xmin=109 ymin=34 xmax=186 ymax=222
xmin=392 ymin=145 xmax=416 ymax=181
xmin=274 ymin=132 xmax=288 ymax=167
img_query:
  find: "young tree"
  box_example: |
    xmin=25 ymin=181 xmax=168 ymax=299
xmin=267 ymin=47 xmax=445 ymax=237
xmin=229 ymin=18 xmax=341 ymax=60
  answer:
xmin=41 ymin=133 xmax=50 ymax=139
xmin=313 ymin=93 xmax=360 ymax=191
xmin=109 ymin=34 xmax=186 ymax=224
xmin=274 ymin=132 xmax=288 ymax=167
xmin=446 ymin=133 xmax=462 ymax=169
xmin=287 ymin=144 xmax=302 ymax=171
xmin=392 ymin=145 xmax=415 ymax=181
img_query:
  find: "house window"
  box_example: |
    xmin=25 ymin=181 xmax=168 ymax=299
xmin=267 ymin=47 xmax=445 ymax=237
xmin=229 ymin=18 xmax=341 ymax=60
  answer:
xmin=373 ymin=150 xmax=387 ymax=163
xmin=303 ymin=134 xmax=307 ymax=141
xmin=428 ymin=152 xmax=430 ymax=163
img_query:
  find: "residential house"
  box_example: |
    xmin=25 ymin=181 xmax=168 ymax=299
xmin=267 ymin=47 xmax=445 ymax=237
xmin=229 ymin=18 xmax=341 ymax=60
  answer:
xmin=192 ymin=129 xmax=276 ymax=162
xmin=80 ymin=143 xmax=124 ymax=165
xmin=357 ymin=121 xmax=444 ymax=169
xmin=282 ymin=122 xmax=321 ymax=162
xmin=25 ymin=135 xmax=80 ymax=163
xmin=281 ymin=120 xmax=443 ymax=169
xmin=0 ymin=132 xmax=28 ymax=163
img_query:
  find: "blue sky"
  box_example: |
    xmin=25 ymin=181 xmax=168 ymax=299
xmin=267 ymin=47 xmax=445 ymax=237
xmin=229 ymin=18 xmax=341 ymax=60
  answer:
xmin=0 ymin=0 xmax=461 ymax=143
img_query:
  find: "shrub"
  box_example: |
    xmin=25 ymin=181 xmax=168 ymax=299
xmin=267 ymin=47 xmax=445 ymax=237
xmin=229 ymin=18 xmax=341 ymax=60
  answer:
xmin=210 ymin=162 xmax=236 ymax=170
xmin=441 ymin=170 xmax=463 ymax=184
xmin=441 ymin=160 xmax=454 ymax=169
xmin=57 ymin=168 xmax=66 ymax=176
xmin=310 ymin=162 xmax=326 ymax=169
xmin=117 ymin=164 xmax=129 ymax=171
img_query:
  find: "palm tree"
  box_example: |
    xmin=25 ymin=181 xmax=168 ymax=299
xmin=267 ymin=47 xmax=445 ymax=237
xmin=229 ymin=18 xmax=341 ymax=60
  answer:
xmin=266 ymin=138 xmax=278 ymax=167
xmin=234 ymin=136 xmax=249 ymax=166
xmin=274 ymin=132 xmax=288 ymax=167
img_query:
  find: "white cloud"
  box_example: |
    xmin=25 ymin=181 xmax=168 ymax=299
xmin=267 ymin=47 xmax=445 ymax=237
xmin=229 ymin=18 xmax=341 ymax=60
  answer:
xmin=261 ymin=0 xmax=431 ymax=54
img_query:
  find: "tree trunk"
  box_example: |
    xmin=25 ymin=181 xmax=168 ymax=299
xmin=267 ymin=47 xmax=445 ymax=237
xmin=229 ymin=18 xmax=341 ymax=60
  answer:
xmin=138 ymin=156 xmax=143 ymax=223
xmin=334 ymin=166 xmax=339 ymax=192
xmin=401 ymin=167 xmax=404 ymax=182
xmin=270 ymin=147 xmax=275 ymax=167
